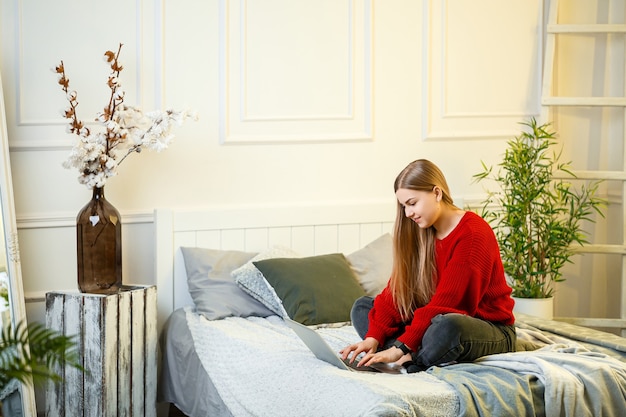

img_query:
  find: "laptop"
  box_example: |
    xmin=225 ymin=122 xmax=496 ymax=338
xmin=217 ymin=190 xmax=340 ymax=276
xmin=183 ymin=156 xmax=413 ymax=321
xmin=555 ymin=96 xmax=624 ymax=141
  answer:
xmin=285 ymin=318 xmax=406 ymax=374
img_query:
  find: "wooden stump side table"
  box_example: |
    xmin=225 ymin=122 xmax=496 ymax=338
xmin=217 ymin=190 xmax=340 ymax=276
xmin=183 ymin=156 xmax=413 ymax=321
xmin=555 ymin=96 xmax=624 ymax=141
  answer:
xmin=45 ymin=285 xmax=157 ymax=417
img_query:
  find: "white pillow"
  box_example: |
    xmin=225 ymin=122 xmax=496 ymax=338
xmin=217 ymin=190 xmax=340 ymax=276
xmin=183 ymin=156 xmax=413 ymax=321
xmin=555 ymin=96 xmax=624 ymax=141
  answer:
xmin=232 ymin=246 xmax=299 ymax=317
xmin=346 ymin=233 xmax=393 ymax=296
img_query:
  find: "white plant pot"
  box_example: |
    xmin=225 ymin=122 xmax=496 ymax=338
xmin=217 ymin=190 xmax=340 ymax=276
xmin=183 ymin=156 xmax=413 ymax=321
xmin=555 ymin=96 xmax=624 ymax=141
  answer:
xmin=512 ymin=296 xmax=554 ymax=320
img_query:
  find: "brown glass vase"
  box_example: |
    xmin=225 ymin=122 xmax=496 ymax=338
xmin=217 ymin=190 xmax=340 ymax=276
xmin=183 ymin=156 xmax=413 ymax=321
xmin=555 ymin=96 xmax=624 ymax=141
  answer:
xmin=76 ymin=186 xmax=122 ymax=294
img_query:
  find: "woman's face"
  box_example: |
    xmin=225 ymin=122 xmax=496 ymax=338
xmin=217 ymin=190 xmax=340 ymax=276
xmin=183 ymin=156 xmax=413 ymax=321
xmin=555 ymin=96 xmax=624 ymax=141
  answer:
xmin=395 ymin=187 xmax=441 ymax=229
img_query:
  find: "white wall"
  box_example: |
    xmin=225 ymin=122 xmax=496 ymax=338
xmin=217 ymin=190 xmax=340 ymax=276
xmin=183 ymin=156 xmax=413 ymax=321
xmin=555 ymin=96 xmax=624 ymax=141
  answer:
xmin=2 ymin=0 xmax=623 ymax=409
xmin=0 ymin=0 xmax=544 ymax=312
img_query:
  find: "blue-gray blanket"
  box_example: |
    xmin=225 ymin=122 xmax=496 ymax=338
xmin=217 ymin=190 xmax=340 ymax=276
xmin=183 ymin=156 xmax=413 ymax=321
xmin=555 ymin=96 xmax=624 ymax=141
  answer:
xmin=428 ymin=344 xmax=626 ymax=417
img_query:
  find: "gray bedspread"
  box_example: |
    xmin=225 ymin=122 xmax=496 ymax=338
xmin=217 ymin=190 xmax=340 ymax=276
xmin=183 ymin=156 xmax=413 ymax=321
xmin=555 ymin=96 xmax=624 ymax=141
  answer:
xmin=159 ymin=308 xmax=234 ymax=417
xmin=428 ymin=362 xmax=544 ymax=417
xmin=428 ymin=314 xmax=626 ymax=417
xmin=430 ymin=344 xmax=626 ymax=417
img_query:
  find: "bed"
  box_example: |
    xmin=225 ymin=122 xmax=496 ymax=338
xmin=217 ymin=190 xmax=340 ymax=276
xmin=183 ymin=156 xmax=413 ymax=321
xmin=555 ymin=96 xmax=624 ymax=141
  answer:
xmin=154 ymin=202 xmax=626 ymax=417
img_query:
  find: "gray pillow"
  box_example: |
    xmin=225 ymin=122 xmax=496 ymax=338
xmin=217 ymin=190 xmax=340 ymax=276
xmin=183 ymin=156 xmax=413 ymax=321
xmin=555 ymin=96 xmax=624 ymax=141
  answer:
xmin=346 ymin=233 xmax=393 ymax=296
xmin=181 ymin=247 xmax=276 ymax=320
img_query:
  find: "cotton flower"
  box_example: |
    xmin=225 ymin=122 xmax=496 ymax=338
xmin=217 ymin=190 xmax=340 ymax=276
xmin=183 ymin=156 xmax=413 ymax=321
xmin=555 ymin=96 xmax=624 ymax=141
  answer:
xmin=56 ymin=43 xmax=195 ymax=189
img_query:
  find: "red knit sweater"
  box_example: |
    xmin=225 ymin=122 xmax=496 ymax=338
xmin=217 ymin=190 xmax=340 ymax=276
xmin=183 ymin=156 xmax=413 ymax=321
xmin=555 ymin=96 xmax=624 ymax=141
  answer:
xmin=365 ymin=211 xmax=515 ymax=351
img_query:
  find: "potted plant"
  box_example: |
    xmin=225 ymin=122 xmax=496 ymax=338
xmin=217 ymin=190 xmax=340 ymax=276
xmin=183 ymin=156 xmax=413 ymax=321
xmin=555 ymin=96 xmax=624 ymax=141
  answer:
xmin=1 ymin=320 xmax=82 ymax=408
xmin=473 ymin=118 xmax=606 ymax=318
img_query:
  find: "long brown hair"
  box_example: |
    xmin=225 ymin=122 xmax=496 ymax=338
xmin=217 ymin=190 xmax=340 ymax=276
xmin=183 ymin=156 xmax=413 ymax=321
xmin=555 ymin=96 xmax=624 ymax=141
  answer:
xmin=390 ymin=159 xmax=455 ymax=320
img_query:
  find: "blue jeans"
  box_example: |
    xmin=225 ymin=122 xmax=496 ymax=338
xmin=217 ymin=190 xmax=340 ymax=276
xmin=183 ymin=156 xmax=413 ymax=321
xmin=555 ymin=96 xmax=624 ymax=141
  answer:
xmin=351 ymin=296 xmax=516 ymax=371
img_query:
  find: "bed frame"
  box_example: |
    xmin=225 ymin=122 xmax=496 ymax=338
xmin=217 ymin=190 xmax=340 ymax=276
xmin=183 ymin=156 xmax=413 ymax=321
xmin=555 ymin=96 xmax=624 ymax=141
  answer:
xmin=154 ymin=201 xmax=626 ymax=417
xmin=154 ymin=201 xmax=395 ymax=329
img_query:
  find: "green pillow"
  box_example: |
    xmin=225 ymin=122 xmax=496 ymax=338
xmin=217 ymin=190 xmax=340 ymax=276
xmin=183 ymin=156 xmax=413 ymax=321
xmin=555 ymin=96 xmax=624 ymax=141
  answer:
xmin=253 ymin=253 xmax=366 ymax=325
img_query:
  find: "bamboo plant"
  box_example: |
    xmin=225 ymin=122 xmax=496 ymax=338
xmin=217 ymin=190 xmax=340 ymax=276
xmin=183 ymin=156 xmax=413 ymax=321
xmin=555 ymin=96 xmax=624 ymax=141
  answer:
xmin=473 ymin=118 xmax=606 ymax=298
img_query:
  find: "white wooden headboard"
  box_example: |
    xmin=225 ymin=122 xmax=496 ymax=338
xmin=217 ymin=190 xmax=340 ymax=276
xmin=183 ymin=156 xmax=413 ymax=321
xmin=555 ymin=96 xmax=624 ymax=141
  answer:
xmin=154 ymin=201 xmax=395 ymax=329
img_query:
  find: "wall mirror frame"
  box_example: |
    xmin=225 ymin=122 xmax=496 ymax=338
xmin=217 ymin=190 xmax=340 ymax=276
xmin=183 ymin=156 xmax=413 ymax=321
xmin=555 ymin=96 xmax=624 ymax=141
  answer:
xmin=0 ymin=74 xmax=37 ymax=414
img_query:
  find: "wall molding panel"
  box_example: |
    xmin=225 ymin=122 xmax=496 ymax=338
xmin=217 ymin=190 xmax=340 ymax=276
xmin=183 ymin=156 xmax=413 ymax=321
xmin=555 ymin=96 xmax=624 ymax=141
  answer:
xmin=17 ymin=211 xmax=154 ymax=230
xmin=219 ymin=0 xmax=373 ymax=144
xmin=4 ymin=0 xmax=159 ymax=150
xmin=421 ymin=0 xmax=544 ymax=141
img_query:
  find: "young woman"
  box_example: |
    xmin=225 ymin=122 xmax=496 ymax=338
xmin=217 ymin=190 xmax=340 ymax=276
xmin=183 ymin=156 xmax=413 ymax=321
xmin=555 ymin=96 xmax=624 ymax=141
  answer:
xmin=340 ymin=159 xmax=516 ymax=372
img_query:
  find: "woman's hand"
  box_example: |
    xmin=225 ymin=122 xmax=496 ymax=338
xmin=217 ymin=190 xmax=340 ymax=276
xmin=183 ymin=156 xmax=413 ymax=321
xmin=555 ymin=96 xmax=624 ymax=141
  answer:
xmin=357 ymin=346 xmax=406 ymax=368
xmin=339 ymin=337 xmax=379 ymax=364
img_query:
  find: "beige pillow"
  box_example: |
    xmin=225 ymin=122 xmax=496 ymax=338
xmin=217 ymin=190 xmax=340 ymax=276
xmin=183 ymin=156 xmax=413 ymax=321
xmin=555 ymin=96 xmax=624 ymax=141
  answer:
xmin=347 ymin=233 xmax=393 ymax=296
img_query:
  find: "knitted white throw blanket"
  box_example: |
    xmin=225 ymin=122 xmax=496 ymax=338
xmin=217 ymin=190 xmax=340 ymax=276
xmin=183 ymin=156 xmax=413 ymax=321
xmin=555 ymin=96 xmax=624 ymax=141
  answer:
xmin=185 ymin=309 xmax=458 ymax=417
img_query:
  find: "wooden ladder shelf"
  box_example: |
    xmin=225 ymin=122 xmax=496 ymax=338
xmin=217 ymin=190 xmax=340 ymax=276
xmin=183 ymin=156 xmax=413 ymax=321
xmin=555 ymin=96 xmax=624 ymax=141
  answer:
xmin=542 ymin=0 xmax=626 ymax=336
